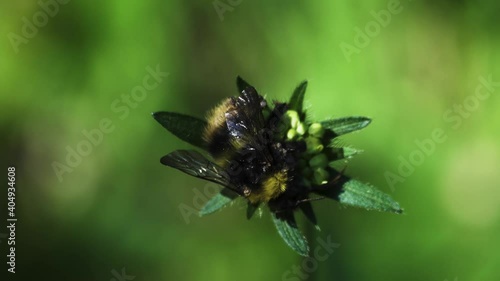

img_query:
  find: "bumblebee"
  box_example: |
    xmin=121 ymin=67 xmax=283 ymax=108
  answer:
xmin=153 ymin=76 xmax=402 ymax=256
xmin=161 ymin=83 xmax=306 ymax=210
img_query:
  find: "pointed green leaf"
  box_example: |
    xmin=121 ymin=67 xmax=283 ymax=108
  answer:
xmin=288 ymin=80 xmax=308 ymax=117
xmin=299 ymin=201 xmax=320 ymax=231
xmin=325 ymin=146 xmax=363 ymax=162
xmin=200 ymin=188 xmax=238 ymax=216
xmin=246 ymin=203 xmax=260 ymax=219
xmin=341 ymin=146 xmax=362 ymax=159
xmin=271 ymin=212 xmax=309 ymax=256
xmin=236 ymin=76 xmax=253 ymax=93
xmin=152 ymin=112 xmax=207 ymax=148
xmin=338 ymin=179 xmax=403 ymax=214
xmin=321 ymin=116 xmax=371 ymax=136
xmin=313 ymin=176 xmax=403 ymax=214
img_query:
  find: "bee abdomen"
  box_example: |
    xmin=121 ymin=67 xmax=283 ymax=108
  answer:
xmin=203 ymin=98 xmax=234 ymax=159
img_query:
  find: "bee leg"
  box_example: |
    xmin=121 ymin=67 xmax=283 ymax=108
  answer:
xmin=242 ymin=186 xmax=251 ymax=197
xmin=272 ymin=197 xmax=325 ymax=213
xmin=294 ymin=196 xmax=325 ymax=207
xmin=330 ymin=165 xmax=347 ymax=184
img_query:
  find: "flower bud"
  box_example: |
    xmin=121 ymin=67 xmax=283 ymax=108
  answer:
xmin=287 ymin=128 xmax=297 ymax=140
xmin=286 ymin=110 xmax=300 ymax=128
xmin=308 ymin=123 xmax=324 ymax=138
xmin=309 ymin=153 xmax=328 ymax=168
xmin=306 ymin=137 xmax=324 ymax=154
xmin=313 ymin=167 xmax=330 ymax=185
xmin=296 ymin=122 xmax=306 ymax=135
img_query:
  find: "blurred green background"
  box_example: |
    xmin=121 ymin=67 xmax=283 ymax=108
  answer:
xmin=1 ymin=0 xmax=499 ymax=280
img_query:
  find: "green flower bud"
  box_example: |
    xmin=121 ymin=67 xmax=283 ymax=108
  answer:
xmin=296 ymin=122 xmax=306 ymax=135
xmin=309 ymin=153 xmax=328 ymax=168
xmin=287 ymin=128 xmax=297 ymax=140
xmin=306 ymin=137 xmax=324 ymax=154
xmin=286 ymin=110 xmax=300 ymax=128
xmin=308 ymin=123 xmax=324 ymax=138
xmin=313 ymin=167 xmax=330 ymax=185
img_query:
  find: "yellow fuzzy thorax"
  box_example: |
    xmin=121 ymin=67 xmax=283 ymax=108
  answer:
xmin=247 ymin=170 xmax=288 ymax=204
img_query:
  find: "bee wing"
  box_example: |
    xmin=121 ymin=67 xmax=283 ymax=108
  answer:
xmin=160 ymin=150 xmax=235 ymax=189
xmin=225 ymin=87 xmax=266 ymax=141
xmin=225 ymin=87 xmax=276 ymax=166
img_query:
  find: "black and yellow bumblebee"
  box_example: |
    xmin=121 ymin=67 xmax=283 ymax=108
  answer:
xmin=160 ymin=79 xmax=309 ymax=213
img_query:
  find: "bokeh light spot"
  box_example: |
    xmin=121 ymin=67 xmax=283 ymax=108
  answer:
xmin=442 ymin=139 xmax=500 ymax=227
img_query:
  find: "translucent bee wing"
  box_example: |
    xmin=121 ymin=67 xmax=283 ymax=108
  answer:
xmin=160 ymin=150 xmax=236 ymax=191
xmin=225 ymin=87 xmax=266 ymax=142
xmin=225 ymin=110 xmax=248 ymax=140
